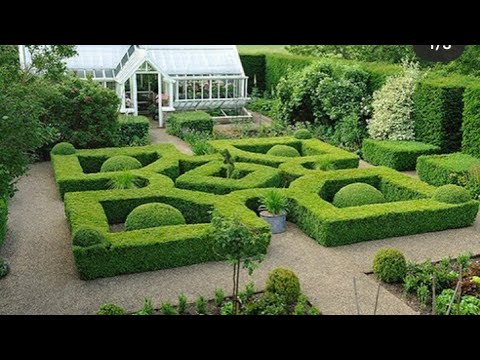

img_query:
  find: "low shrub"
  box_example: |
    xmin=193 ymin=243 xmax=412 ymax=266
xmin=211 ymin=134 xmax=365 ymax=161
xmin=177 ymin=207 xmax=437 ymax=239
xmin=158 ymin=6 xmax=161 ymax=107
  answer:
xmin=196 ymin=296 xmax=208 ymax=315
xmin=160 ymin=302 xmax=177 ymax=315
xmin=215 ymin=289 xmax=225 ymax=307
xmin=0 ymin=257 xmax=8 ymax=279
xmin=267 ymin=145 xmax=301 ymax=158
xmin=333 ymin=183 xmax=386 ymax=208
xmin=265 ymin=268 xmax=301 ymax=304
xmin=362 ymin=139 xmax=440 ymax=171
xmin=125 ymin=203 xmax=186 ymax=231
xmin=100 ymin=156 xmax=143 ymax=173
xmin=167 ymin=111 xmax=213 ymax=138
xmin=373 ymin=248 xmax=407 ymax=283
xmin=73 ymin=228 xmax=108 ymax=248
xmin=51 ymin=142 xmax=76 ymax=156
xmin=97 ymin=304 xmax=126 ymax=315
xmin=243 ymin=292 xmax=289 ymax=315
xmin=432 ymin=185 xmax=472 ymax=204
xmin=178 ymin=293 xmax=187 ymax=314
xmin=135 ymin=298 xmax=154 ymax=315
xmin=435 ymin=289 xmax=480 ymax=315
xmin=117 ymin=115 xmax=150 ymax=147
xmin=294 ymin=129 xmax=313 ymax=140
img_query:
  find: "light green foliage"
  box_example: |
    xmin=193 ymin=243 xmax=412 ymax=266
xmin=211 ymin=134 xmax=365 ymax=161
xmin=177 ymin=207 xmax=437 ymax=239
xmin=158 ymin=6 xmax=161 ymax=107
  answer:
xmin=220 ymin=301 xmax=234 ymax=315
xmin=432 ymin=185 xmax=472 ymax=204
xmin=178 ymin=293 xmax=187 ymax=314
xmin=333 ymin=183 xmax=386 ymax=208
xmin=373 ymin=248 xmax=407 ymax=283
xmin=196 ymin=296 xmax=208 ymax=315
xmin=160 ymin=302 xmax=177 ymax=315
xmin=215 ymin=288 xmax=225 ymax=307
xmin=435 ymin=289 xmax=480 ymax=315
xmin=100 ymin=156 xmax=143 ymax=173
xmin=125 ymin=203 xmax=186 ymax=231
xmin=294 ymin=129 xmax=313 ymax=139
xmin=135 ymin=298 xmax=154 ymax=315
xmin=260 ymin=189 xmax=288 ymax=215
xmin=265 ymin=268 xmax=301 ymax=304
xmin=267 ymin=145 xmax=301 ymax=158
xmin=73 ymin=228 xmax=108 ymax=248
xmin=167 ymin=111 xmax=213 ymax=138
xmin=97 ymin=304 xmax=126 ymax=315
xmin=182 ymin=131 xmax=214 ymax=155
xmin=51 ymin=142 xmax=76 ymax=156
xmin=108 ymin=172 xmax=144 ymax=190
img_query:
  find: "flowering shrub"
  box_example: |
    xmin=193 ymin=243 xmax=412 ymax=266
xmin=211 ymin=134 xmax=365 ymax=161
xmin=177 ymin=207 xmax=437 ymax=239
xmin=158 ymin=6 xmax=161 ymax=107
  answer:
xmin=367 ymin=60 xmax=421 ymax=141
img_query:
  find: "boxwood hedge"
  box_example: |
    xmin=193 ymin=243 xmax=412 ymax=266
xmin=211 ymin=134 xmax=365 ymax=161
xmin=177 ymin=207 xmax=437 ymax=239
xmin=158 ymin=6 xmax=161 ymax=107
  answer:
xmin=167 ymin=111 xmax=213 ymax=137
xmin=117 ymin=115 xmax=150 ymax=146
xmin=0 ymin=197 xmax=7 ymax=247
xmin=462 ymin=87 xmax=480 ymax=158
xmin=417 ymin=153 xmax=480 ymax=186
xmin=362 ymin=139 xmax=441 ymax=171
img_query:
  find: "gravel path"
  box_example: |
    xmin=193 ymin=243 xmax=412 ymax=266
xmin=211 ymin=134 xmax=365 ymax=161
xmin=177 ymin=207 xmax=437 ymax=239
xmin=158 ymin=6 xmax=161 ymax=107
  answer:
xmin=149 ymin=121 xmax=193 ymax=155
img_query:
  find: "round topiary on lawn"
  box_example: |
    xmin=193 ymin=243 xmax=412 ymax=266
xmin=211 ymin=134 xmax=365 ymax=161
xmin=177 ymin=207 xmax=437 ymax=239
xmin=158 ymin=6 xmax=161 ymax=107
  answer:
xmin=267 ymin=145 xmax=301 ymax=158
xmin=433 ymin=185 xmax=472 ymax=204
xmin=0 ymin=257 xmax=8 ymax=279
xmin=97 ymin=304 xmax=126 ymax=315
xmin=294 ymin=129 xmax=313 ymax=140
xmin=100 ymin=156 xmax=142 ymax=173
xmin=125 ymin=203 xmax=186 ymax=231
xmin=51 ymin=142 xmax=76 ymax=155
xmin=373 ymin=248 xmax=407 ymax=283
xmin=333 ymin=183 xmax=386 ymax=208
xmin=265 ymin=268 xmax=301 ymax=304
xmin=73 ymin=228 xmax=108 ymax=248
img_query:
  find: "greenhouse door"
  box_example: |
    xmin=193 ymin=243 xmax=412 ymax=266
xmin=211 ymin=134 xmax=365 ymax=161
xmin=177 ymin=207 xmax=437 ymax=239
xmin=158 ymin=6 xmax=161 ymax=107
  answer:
xmin=136 ymin=73 xmax=159 ymax=116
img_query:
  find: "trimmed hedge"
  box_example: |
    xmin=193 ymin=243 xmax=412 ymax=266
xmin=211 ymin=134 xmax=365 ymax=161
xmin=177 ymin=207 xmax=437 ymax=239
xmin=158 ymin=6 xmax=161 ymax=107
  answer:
xmin=240 ymin=54 xmax=266 ymax=94
xmin=0 ymin=197 xmax=7 ymax=248
xmin=176 ymin=161 xmax=281 ymax=195
xmin=333 ymin=183 xmax=386 ymax=208
xmin=432 ymin=185 xmax=472 ymax=204
xmin=462 ymin=87 xmax=480 ymax=158
xmin=125 ymin=203 xmax=186 ymax=231
xmin=362 ymin=139 xmax=440 ymax=171
xmin=167 ymin=111 xmax=213 ymax=137
xmin=288 ymin=167 xmax=479 ymax=247
xmin=267 ymin=145 xmax=301 ymax=158
xmin=51 ymin=142 xmax=76 ymax=156
xmin=117 ymin=115 xmax=150 ymax=147
xmin=100 ymin=156 xmax=143 ymax=173
xmin=413 ymin=81 xmax=465 ymax=152
xmin=417 ymin=153 xmax=480 ymax=186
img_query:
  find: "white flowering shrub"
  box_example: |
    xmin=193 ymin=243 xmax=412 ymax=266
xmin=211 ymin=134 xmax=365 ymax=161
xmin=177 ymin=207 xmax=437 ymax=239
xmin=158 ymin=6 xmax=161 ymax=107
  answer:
xmin=367 ymin=60 xmax=421 ymax=141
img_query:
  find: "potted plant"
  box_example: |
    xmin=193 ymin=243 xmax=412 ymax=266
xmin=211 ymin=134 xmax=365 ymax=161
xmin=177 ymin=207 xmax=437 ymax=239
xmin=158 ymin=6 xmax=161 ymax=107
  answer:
xmin=259 ymin=190 xmax=288 ymax=234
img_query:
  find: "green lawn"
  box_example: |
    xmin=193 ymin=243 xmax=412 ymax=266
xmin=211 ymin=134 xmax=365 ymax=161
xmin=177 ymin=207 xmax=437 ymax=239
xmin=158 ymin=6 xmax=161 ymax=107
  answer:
xmin=237 ymin=45 xmax=288 ymax=54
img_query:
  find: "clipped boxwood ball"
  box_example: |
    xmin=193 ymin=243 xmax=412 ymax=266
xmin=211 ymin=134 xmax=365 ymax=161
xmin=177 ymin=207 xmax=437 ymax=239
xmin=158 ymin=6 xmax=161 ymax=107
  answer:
xmin=373 ymin=248 xmax=407 ymax=283
xmin=294 ymin=129 xmax=313 ymax=140
xmin=97 ymin=304 xmax=126 ymax=315
xmin=333 ymin=183 xmax=386 ymax=208
xmin=73 ymin=228 xmax=107 ymax=247
xmin=51 ymin=142 xmax=76 ymax=155
xmin=101 ymin=156 xmax=142 ymax=173
xmin=433 ymin=185 xmax=472 ymax=204
xmin=267 ymin=145 xmax=301 ymax=158
xmin=265 ymin=268 xmax=301 ymax=304
xmin=125 ymin=203 xmax=186 ymax=231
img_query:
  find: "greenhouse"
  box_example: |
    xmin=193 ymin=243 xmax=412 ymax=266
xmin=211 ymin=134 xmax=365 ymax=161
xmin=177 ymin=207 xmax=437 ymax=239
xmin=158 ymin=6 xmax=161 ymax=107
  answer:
xmin=18 ymin=45 xmax=249 ymax=127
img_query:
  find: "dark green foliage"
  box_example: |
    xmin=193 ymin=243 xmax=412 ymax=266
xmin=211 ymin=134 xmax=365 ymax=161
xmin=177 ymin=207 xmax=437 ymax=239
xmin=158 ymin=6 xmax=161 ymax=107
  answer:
xmin=51 ymin=142 xmax=76 ymax=156
xmin=125 ymin=203 xmax=186 ymax=231
xmin=267 ymin=145 xmax=301 ymax=158
xmin=117 ymin=115 xmax=150 ymax=147
xmin=265 ymin=268 xmax=301 ymax=304
xmin=100 ymin=156 xmax=143 ymax=173
xmin=178 ymin=293 xmax=187 ymax=314
xmin=294 ymin=129 xmax=313 ymax=140
xmin=240 ymin=54 xmax=266 ymax=93
xmin=247 ymin=98 xmax=275 ymax=117
xmin=265 ymin=54 xmax=315 ymax=93
xmin=97 ymin=304 xmax=126 ymax=315
xmin=0 ymin=197 xmax=7 ymax=248
xmin=0 ymin=257 xmax=8 ymax=278
xmin=333 ymin=183 xmax=386 ymax=208
xmin=413 ymin=81 xmax=465 ymax=152
xmin=243 ymin=292 xmax=289 ymax=315
xmin=373 ymin=248 xmax=407 ymax=283
xmin=432 ymin=185 xmax=472 ymax=204
xmin=196 ymin=296 xmax=208 ymax=315
xmin=73 ymin=228 xmax=108 ymax=248
xmin=167 ymin=111 xmax=213 ymax=137
xmin=462 ymin=87 xmax=480 ymax=158
xmin=362 ymin=139 xmax=440 ymax=171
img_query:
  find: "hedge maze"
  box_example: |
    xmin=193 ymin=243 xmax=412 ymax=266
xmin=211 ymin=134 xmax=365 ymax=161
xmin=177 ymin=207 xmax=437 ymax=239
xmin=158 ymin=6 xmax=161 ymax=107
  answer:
xmin=52 ymin=137 xmax=479 ymax=280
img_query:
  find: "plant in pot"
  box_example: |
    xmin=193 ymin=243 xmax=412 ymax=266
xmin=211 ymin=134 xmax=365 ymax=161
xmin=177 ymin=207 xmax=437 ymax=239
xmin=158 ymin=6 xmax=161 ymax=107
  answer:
xmin=259 ymin=190 xmax=288 ymax=234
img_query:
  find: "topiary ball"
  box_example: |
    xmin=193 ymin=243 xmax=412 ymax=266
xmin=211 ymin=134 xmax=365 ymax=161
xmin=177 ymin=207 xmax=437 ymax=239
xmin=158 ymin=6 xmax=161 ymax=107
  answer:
xmin=333 ymin=183 xmax=386 ymax=208
xmin=0 ymin=257 xmax=8 ymax=279
xmin=433 ymin=185 xmax=472 ymax=204
xmin=73 ymin=228 xmax=108 ymax=247
xmin=294 ymin=129 xmax=313 ymax=140
xmin=125 ymin=203 xmax=186 ymax=231
xmin=51 ymin=142 xmax=76 ymax=155
xmin=267 ymin=145 xmax=301 ymax=158
xmin=97 ymin=304 xmax=126 ymax=315
xmin=265 ymin=268 xmax=301 ymax=304
xmin=100 ymin=156 xmax=142 ymax=173
xmin=373 ymin=248 xmax=407 ymax=283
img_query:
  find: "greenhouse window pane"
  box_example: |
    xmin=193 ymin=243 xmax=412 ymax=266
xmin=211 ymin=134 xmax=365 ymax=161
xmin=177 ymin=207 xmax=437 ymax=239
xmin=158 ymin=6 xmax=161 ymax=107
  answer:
xmin=105 ymin=69 xmax=114 ymax=78
xmin=94 ymin=70 xmax=104 ymax=78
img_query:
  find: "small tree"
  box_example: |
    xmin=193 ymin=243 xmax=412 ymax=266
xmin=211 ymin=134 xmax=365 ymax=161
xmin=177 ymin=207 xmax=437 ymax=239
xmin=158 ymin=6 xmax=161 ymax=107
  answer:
xmin=212 ymin=212 xmax=267 ymax=314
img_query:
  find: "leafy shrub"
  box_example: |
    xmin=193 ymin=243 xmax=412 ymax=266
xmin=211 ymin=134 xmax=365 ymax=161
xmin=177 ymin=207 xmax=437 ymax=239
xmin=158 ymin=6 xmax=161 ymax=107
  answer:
xmin=167 ymin=111 xmax=213 ymax=138
xmin=0 ymin=257 xmax=8 ymax=279
xmin=265 ymin=268 xmax=301 ymax=304
xmin=100 ymin=156 xmax=143 ymax=173
xmin=432 ymin=185 xmax=472 ymax=204
xmin=220 ymin=301 xmax=234 ymax=315
xmin=215 ymin=289 xmax=225 ymax=307
xmin=333 ymin=183 xmax=386 ymax=208
xmin=266 ymin=145 xmax=300 ymax=157
xmin=435 ymin=289 xmax=480 ymax=315
xmin=294 ymin=129 xmax=313 ymax=140
xmin=125 ymin=203 xmax=186 ymax=231
xmin=178 ymin=293 xmax=187 ymax=314
xmin=466 ymin=165 xmax=480 ymax=200
xmin=0 ymin=197 xmax=7 ymax=248
xmin=160 ymin=302 xmax=177 ymax=315
xmin=260 ymin=189 xmax=288 ymax=215
xmin=97 ymin=304 xmax=126 ymax=315
xmin=373 ymin=248 xmax=407 ymax=283
xmin=117 ymin=115 xmax=150 ymax=147
xmin=368 ymin=60 xmax=421 ymax=141
xmin=462 ymin=87 xmax=480 ymax=158
xmin=243 ymin=292 xmax=289 ymax=315
xmin=247 ymin=98 xmax=275 ymax=117
xmin=51 ymin=142 xmax=76 ymax=156
xmin=108 ymin=172 xmax=144 ymax=190
xmin=196 ymin=296 xmax=208 ymax=315
xmin=72 ymin=228 xmax=107 ymax=248
xmin=182 ymin=131 xmax=214 ymax=155
xmin=135 ymin=298 xmax=154 ymax=315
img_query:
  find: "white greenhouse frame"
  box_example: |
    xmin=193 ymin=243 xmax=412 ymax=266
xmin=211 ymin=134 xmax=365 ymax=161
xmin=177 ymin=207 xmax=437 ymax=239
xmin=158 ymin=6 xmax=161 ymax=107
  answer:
xmin=19 ymin=45 xmax=250 ymax=127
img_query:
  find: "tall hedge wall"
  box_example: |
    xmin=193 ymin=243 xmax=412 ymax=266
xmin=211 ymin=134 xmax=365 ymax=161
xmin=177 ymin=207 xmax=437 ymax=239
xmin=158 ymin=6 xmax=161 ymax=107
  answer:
xmin=462 ymin=87 xmax=480 ymax=158
xmin=240 ymin=54 xmax=266 ymax=94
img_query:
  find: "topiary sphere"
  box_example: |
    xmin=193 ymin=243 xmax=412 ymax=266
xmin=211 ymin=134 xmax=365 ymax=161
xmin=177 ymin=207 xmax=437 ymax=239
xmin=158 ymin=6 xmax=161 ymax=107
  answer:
xmin=125 ymin=203 xmax=186 ymax=231
xmin=433 ymin=185 xmax=472 ymax=204
xmin=265 ymin=268 xmax=301 ymax=304
xmin=267 ymin=145 xmax=301 ymax=158
xmin=51 ymin=142 xmax=76 ymax=155
xmin=73 ymin=228 xmax=107 ymax=247
xmin=97 ymin=304 xmax=126 ymax=315
xmin=100 ymin=156 xmax=142 ymax=173
xmin=333 ymin=183 xmax=386 ymax=208
xmin=294 ymin=129 xmax=313 ymax=140
xmin=373 ymin=248 xmax=407 ymax=283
